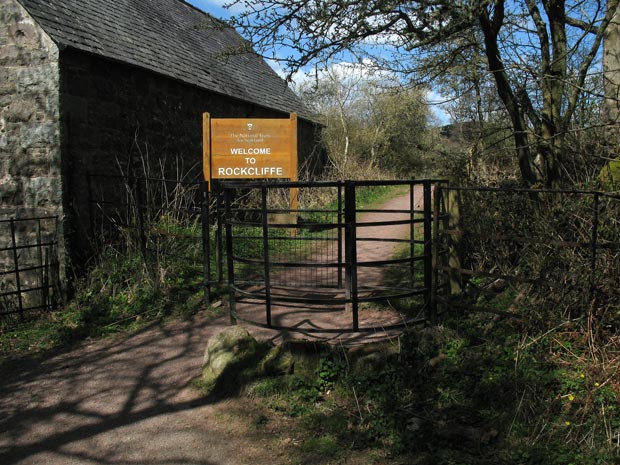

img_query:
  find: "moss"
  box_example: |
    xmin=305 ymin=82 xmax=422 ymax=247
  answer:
xmin=201 ymin=326 xmax=263 ymax=390
xmin=347 ymin=341 xmax=399 ymax=374
xmin=259 ymin=340 xmax=331 ymax=380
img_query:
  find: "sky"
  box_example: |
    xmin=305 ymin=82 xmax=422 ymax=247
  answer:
xmin=185 ymin=0 xmax=451 ymax=124
xmin=187 ymin=0 xmax=232 ymax=19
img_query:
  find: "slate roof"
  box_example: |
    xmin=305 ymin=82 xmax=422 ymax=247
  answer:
xmin=17 ymin=0 xmax=314 ymax=121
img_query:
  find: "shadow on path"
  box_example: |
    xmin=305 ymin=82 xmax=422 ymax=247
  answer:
xmin=0 ymin=311 xmax=277 ymax=465
xmin=0 ymin=189 xmax=419 ymax=465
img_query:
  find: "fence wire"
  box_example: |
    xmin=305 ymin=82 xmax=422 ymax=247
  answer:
xmin=440 ymin=186 xmax=620 ymax=327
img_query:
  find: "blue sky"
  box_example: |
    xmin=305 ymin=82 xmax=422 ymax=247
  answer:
xmin=185 ymin=0 xmax=451 ymax=123
xmin=186 ymin=0 xmax=232 ymax=18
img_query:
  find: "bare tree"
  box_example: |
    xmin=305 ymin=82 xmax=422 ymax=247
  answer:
xmin=227 ymin=0 xmax=620 ymax=187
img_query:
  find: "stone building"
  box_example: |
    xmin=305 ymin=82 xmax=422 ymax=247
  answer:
xmin=1 ymin=0 xmax=320 ymax=286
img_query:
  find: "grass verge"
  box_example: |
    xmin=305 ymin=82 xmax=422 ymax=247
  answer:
xmin=230 ymin=297 xmax=619 ymax=464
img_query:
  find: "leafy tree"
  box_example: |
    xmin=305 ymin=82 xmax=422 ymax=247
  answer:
xmin=227 ymin=0 xmax=620 ymax=187
xmin=297 ymin=64 xmax=435 ymax=177
xmin=297 ymin=64 xmax=363 ymax=176
xmin=365 ymin=85 xmax=437 ymax=174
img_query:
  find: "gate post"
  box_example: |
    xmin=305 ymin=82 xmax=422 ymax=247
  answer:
xmin=423 ymin=181 xmax=436 ymax=324
xmin=224 ymin=188 xmax=237 ymax=324
xmin=337 ymin=184 xmax=344 ymax=289
xmin=261 ymin=185 xmax=272 ymax=326
xmin=344 ymin=181 xmax=359 ymax=331
xmin=409 ymin=180 xmax=416 ymax=288
xmin=432 ymin=181 xmax=443 ymax=322
xmin=200 ymin=181 xmax=211 ymax=304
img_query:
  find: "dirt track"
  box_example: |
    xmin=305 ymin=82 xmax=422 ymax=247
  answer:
xmin=0 ymin=189 xmax=417 ymax=465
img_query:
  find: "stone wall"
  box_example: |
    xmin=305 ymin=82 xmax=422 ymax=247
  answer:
xmin=0 ymin=0 xmax=63 ymax=313
xmin=0 ymin=0 xmax=62 ymax=219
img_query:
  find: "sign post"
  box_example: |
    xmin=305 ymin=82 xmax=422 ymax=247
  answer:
xmin=203 ymin=113 xmax=298 ymax=212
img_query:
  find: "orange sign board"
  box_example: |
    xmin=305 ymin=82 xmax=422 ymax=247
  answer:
xmin=204 ymin=114 xmax=297 ymax=181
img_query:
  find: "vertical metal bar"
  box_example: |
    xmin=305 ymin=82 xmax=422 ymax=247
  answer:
xmin=409 ymin=180 xmax=415 ymax=287
xmin=344 ymin=181 xmax=359 ymax=331
xmin=200 ymin=181 xmax=211 ymax=304
xmin=423 ymin=181 xmax=435 ymax=324
xmin=10 ymin=219 xmax=24 ymax=320
xmin=43 ymin=247 xmax=50 ymax=311
xmin=337 ymin=184 xmax=343 ymax=288
xmin=294 ymin=187 xmax=300 ymax=287
xmin=432 ymin=182 xmax=441 ymax=322
xmin=36 ymin=219 xmax=44 ymax=311
xmin=224 ymin=188 xmax=237 ymax=324
xmin=261 ymin=185 xmax=272 ymax=326
xmin=52 ymin=215 xmax=62 ymax=306
xmin=438 ymin=182 xmax=450 ymax=294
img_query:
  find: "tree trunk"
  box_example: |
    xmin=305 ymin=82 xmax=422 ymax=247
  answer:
xmin=478 ymin=5 xmax=538 ymax=186
xmin=538 ymin=0 xmax=567 ymax=188
xmin=604 ymin=1 xmax=620 ymax=155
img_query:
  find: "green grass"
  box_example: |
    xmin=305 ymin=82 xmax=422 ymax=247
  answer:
xmin=355 ymin=184 xmax=406 ymax=210
xmin=237 ymin=303 xmax=620 ymax=465
xmin=299 ymin=434 xmax=340 ymax=458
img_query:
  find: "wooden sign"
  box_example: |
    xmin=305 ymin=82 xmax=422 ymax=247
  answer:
xmin=203 ymin=113 xmax=298 ymax=184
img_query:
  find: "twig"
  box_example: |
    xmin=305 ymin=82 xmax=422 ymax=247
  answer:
xmin=519 ymin=318 xmax=583 ymax=351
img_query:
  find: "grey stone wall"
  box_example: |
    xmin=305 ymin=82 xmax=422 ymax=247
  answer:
xmin=0 ymin=0 xmax=63 ymax=313
xmin=0 ymin=0 xmax=61 ymax=218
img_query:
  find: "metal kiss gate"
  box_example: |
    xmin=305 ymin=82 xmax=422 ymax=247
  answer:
xmin=220 ymin=179 xmax=447 ymax=334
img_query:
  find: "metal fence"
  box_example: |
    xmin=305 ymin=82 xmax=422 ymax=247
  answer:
xmin=437 ymin=186 xmax=620 ymax=324
xmin=87 ymin=175 xmax=449 ymax=333
xmin=222 ymin=179 xmax=448 ymax=333
xmin=10 ymin=174 xmax=617 ymax=332
xmin=0 ymin=216 xmax=61 ymax=323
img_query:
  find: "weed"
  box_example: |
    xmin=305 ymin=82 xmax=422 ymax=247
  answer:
xmin=242 ymin=307 xmax=618 ymax=464
xmin=300 ymin=434 xmax=340 ymax=457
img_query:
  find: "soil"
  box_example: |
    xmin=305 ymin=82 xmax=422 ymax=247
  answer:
xmin=0 ymin=189 xmax=419 ymax=465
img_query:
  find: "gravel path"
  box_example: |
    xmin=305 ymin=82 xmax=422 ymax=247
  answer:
xmin=0 ymin=189 xmax=417 ymax=465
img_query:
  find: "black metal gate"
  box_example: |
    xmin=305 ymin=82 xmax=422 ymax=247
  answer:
xmin=220 ymin=179 xmax=448 ymax=334
xmin=0 ymin=216 xmax=61 ymax=322
xmin=82 ymin=174 xmax=448 ymax=335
